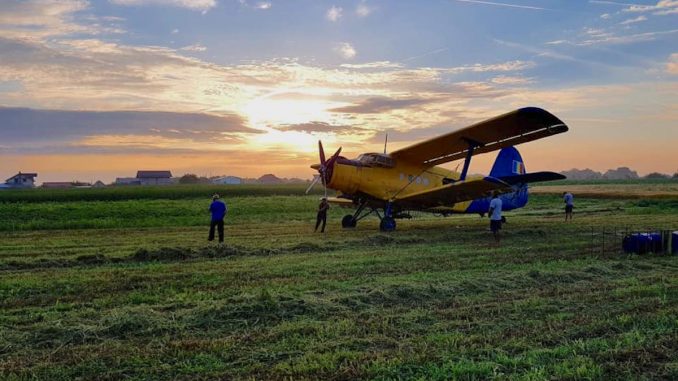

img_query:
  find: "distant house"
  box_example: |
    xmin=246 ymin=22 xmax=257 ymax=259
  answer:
xmin=42 ymin=182 xmax=74 ymax=189
xmin=136 ymin=170 xmax=173 ymax=185
xmin=5 ymin=172 xmax=37 ymax=188
xmin=92 ymin=180 xmax=106 ymax=188
xmin=212 ymin=176 xmax=243 ymax=185
xmin=115 ymin=177 xmax=141 ymax=186
xmin=258 ymin=174 xmax=283 ymax=184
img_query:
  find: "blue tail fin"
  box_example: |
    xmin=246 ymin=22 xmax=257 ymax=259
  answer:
xmin=490 ymin=146 xmax=525 ymax=178
xmin=490 ymin=146 xmax=528 ymax=211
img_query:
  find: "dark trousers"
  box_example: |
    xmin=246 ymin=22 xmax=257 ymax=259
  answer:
xmin=315 ymin=212 xmax=327 ymax=232
xmin=209 ymin=219 xmax=224 ymax=242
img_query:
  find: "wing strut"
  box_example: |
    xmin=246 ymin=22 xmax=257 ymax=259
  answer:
xmin=459 ymin=138 xmax=484 ymax=181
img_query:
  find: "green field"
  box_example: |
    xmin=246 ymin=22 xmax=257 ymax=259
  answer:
xmin=1 ymin=183 xmax=677 ymax=380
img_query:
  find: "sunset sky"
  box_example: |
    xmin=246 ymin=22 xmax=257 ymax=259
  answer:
xmin=1 ymin=0 xmax=677 ymax=183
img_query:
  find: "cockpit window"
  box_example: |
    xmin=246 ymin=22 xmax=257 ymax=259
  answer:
xmin=357 ymin=153 xmax=395 ymax=168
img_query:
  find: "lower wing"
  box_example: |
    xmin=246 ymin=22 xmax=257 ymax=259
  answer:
xmin=395 ymin=177 xmax=511 ymax=210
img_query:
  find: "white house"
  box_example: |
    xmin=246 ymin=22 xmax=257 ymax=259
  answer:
xmin=4 ymin=172 xmax=37 ymax=188
xmin=212 ymin=176 xmax=243 ymax=185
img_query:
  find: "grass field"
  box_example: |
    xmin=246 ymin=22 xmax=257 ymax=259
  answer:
xmin=1 ymin=183 xmax=677 ymax=380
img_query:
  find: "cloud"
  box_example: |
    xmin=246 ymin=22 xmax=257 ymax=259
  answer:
xmin=356 ymin=2 xmax=372 ymax=17
xmin=622 ymin=0 xmax=678 ymax=15
xmin=330 ymin=96 xmax=437 ymax=114
xmin=579 ymin=28 xmax=678 ymax=45
xmin=490 ymin=75 xmax=533 ymax=85
xmin=334 ymin=42 xmax=356 ymax=59
xmin=255 ymin=2 xmax=271 ymax=10
xmin=0 ymin=3 xmax=549 ymax=159
xmin=454 ymin=0 xmax=547 ymax=11
xmin=0 ymin=0 xmax=121 ymax=39
xmin=172 ymin=28 xmax=179 ymax=34
xmin=442 ymin=60 xmax=535 ymax=73
xmin=340 ymin=61 xmax=403 ymax=69
xmin=543 ymin=26 xmax=678 ymax=46
xmin=667 ymin=53 xmax=678 ymax=74
xmin=620 ymin=15 xmax=647 ymax=24
xmin=277 ymin=121 xmax=369 ymax=135
xmin=109 ymin=0 xmax=217 ymax=12
xmin=0 ymin=107 xmax=260 ymax=153
xmin=326 ymin=6 xmax=343 ymax=22
xmin=180 ymin=43 xmax=207 ymax=52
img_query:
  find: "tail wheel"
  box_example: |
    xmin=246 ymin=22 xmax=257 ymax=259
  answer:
xmin=379 ymin=217 xmax=396 ymax=232
xmin=341 ymin=215 xmax=357 ymax=228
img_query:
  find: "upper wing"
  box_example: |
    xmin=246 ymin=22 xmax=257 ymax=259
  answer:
xmin=390 ymin=107 xmax=568 ymax=167
xmin=394 ymin=177 xmax=510 ymax=209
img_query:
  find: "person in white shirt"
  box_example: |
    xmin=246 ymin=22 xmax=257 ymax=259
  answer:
xmin=488 ymin=191 xmax=503 ymax=245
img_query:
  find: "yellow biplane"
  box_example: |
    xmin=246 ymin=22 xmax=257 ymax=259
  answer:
xmin=308 ymin=107 xmax=569 ymax=231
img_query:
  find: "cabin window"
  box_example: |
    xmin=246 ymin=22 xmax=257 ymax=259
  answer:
xmin=408 ymin=175 xmax=414 ymax=182
xmin=357 ymin=153 xmax=395 ymax=168
xmin=416 ymin=177 xmax=422 ymax=184
xmin=423 ymin=178 xmax=430 ymax=186
xmin=399 ymin=173 xmax=405 ymax=181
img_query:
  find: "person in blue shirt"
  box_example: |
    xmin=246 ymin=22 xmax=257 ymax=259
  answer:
xmin=488 ymin=191 xmax=503 ymax=245
xmin=563 ymin=191 xmax=574 ymax=221
xmin=208 ymin=193 xmax=227 ymax=243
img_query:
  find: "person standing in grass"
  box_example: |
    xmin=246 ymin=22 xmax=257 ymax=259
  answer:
xmin=315 ymin=197 xmax=330 ymax=233
xmin=488 ymin=191 xmax=503 ymax=245
xmin=563 ymin=191 xmax=574 ymax=221
xmin=208 ymin=193 xmax=227 ymax=243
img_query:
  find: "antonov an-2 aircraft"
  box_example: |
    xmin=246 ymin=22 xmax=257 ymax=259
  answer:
xmin=308 ymin=107 xmax=569 ymax=232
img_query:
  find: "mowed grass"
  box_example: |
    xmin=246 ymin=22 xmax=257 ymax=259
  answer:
xmin=0 ymin=184 xmax=677 ymax=380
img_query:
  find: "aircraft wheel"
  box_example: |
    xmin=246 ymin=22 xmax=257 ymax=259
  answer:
xmin=341 ymin=215 xmax=357 ymax=228
xmin=379 ymin=217 xmax=396 ymax=232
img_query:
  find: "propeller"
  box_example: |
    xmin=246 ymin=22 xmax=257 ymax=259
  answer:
xmin=308 ymin=140 xmax=342 ymax=196
xmin=305 ymin=175 xmax=320 ymax=194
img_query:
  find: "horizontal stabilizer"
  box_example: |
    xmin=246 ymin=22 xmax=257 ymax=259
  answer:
xmin=395 ymin=176 xmax=510 ymax=209
xmin=499 ymin=171 xmax=565 ymax=185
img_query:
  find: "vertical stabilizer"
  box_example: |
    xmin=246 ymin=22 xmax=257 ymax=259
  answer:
xmin=489 ymin=146 xmax=526 ymax=178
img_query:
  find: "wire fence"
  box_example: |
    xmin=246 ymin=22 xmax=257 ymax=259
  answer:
xmin=588 ymin=227 xmax=678 ymax=256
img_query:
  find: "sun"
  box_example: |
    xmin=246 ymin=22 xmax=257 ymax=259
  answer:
xmin=242 ymin=89 xmax=345 ymax=153
xmin=252 ymin=129 xmax=333 ymax=154
xmin=243 ymin=90 xmax=341 ymax=128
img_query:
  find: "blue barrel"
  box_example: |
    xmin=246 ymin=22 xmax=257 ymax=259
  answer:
xmin=673 ymin=231 xmax=678 ymax=254
xmin=649 ymin=232 xmax=664 ymax=253
xmin=623 ymin=233 xmax=660 ymax=254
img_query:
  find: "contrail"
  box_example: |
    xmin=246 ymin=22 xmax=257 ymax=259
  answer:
xmin=404 ymin=47 xmax=449 ymax=62
xmin=454 ymin=0 xmax=547 ymax=11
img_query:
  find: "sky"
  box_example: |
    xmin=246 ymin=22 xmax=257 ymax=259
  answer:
xmin=0 ymin=0 xmax=676 ymax=183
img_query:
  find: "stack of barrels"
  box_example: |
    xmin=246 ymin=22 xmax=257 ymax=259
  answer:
xmin=622 ymin=230 xmax=678 ymax=255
